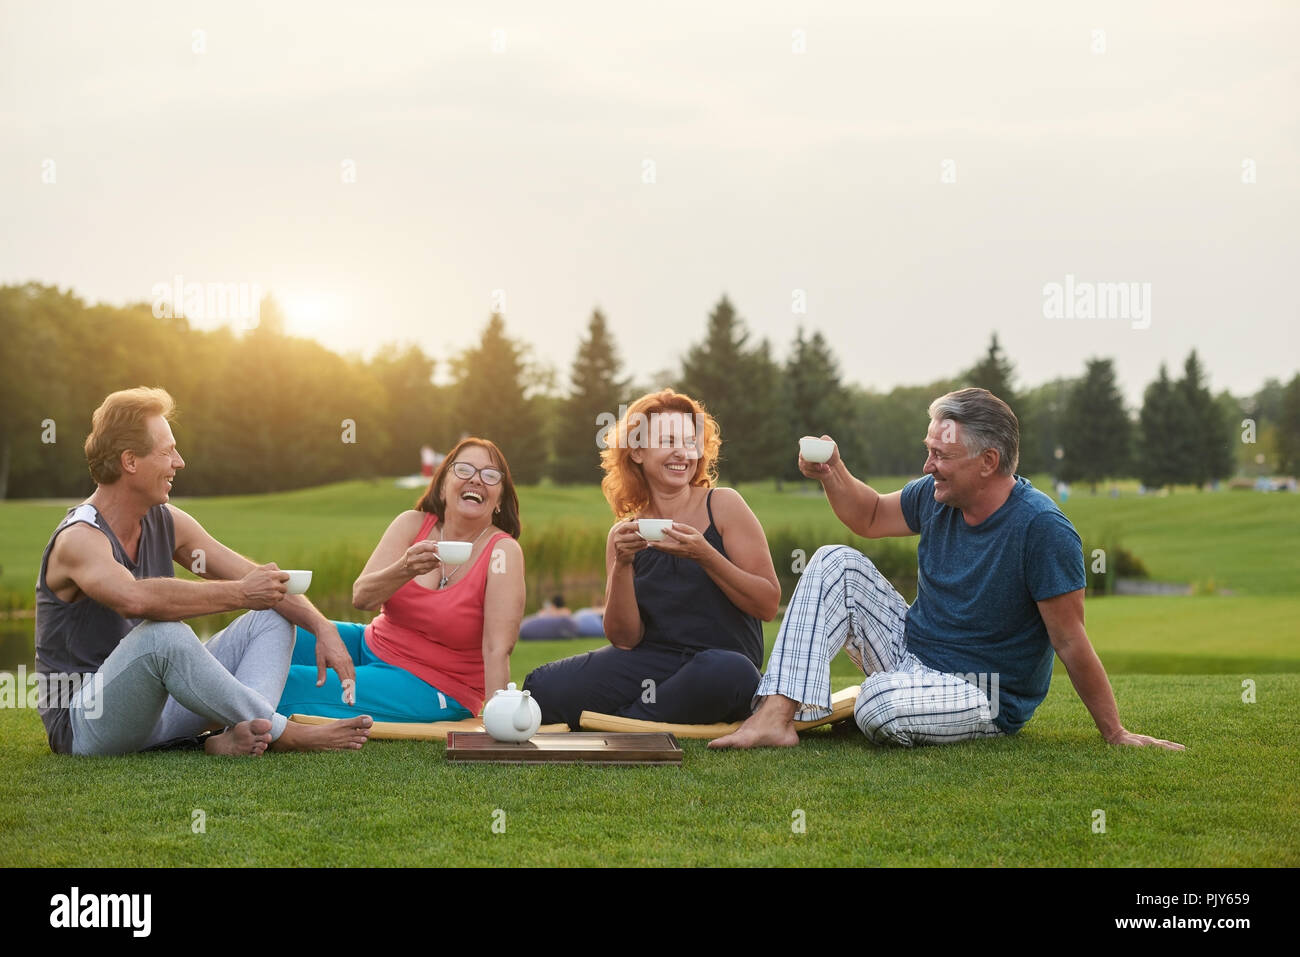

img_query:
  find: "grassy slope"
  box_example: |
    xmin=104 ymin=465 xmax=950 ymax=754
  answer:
xmin=4 ymin=474 xmax=1298 ymax=603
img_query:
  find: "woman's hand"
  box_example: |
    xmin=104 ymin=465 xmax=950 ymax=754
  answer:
xmin=353 ymin=511 xmax=437 ymax=611
xmin=610 ymin=521 xmax=651 ymax=566
xmin=401 ymin=539 xmax=442 ymax=578
xmin=649 ymin=522 xmax=713 ymax=562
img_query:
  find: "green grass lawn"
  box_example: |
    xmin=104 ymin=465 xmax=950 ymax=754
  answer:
xmin=2 ymin=654 xmax=1295 ymax=867
xmin=1 ymin=476 xmax=1297 ymax=866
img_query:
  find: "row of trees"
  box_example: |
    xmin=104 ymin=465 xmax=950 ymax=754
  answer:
xmin=2 ymin=282 xmax=1296 ymax=498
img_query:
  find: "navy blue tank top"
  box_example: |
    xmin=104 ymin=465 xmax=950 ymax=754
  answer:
xmin=632 ymin=490 xmax=763 ymax=666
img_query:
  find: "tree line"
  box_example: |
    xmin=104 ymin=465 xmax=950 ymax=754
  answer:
xmin=1 ymin=282 xmax=1297 ymax=499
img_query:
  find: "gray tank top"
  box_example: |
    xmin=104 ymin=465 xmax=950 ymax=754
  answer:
xmin=34 ymin=503 xmax=176 ymax=753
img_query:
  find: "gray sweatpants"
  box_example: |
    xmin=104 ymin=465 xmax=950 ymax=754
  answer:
xmin=69 ymin=610 xmax=294 ymax=755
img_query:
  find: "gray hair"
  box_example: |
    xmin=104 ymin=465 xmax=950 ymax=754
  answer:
xmin=928 ymin=388 xmax=1019 ymax=476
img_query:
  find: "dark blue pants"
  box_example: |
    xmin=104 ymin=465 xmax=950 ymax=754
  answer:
xmin=523 ymin=643 xmax=761 ymax=729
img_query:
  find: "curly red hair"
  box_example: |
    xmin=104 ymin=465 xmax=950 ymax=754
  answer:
xmin=599 ymin=389 xmax=721 ymax=519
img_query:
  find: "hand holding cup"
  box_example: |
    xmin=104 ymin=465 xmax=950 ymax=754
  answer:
xmin=241 ymin=563 xmax=289 ymax=609
xmin=612 ymin=521 xmax=652 ymax=565
xmin=402 ymin=539 xmax=442 ymax=577
xmin=798 ymin=435 xmax=839 ymax=479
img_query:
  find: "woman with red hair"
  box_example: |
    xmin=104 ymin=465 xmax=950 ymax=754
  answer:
xmin=524 ymin=390 xmax=780 ymax=726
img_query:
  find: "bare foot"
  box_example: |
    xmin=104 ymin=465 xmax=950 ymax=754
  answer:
xmin=272 ymin=715 xmax=373 ymax=752
xmin=709 ymin=696 xmax=800 ymax=750
xmin=205 ymin=718 xmax=273 ymax=757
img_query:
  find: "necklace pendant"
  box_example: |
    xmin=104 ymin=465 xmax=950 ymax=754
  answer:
xmin=439 ymin=575 xmax=450 ymax=589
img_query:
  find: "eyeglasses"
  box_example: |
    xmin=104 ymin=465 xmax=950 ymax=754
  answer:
xmin=451 ymin=461 xmax=503 ymax=486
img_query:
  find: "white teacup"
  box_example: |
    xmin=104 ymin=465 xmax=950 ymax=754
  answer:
xmin=284 ymin=570 xmax=312 ymax=595
xmin=637 ymin=519 xmax=674 ymax=541
xmin=799 ymin=437 xmax=836 ymax=464
xmin=438 ymin=541 xmax=473 ymax=564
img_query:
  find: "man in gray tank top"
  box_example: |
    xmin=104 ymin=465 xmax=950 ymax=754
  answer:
xmin=35 ymin=386 xmax=374 ymax=755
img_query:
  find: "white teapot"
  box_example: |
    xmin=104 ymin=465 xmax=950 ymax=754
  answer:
xmin=482 ymin=682 xmax=542 ymax=743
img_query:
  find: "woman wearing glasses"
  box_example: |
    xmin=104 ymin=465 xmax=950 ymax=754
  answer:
xmin=275 ymin=438 xmax=525 ymax=723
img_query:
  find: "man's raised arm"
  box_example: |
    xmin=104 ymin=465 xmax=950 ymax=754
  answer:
xmin=798 ymin=434 xmax=914 ymax=539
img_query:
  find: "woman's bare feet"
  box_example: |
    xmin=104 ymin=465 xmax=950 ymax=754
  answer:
xmin=204 ymin=718 xmax=273 ymax=756
xmin=709 ymin=696 xmax=801 ymax=749
xmin=272 ymin=715 xmax=373 ymax=752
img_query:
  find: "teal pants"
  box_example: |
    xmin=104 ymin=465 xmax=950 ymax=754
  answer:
xmin=276 ymin=621 xmax=472 ymax=722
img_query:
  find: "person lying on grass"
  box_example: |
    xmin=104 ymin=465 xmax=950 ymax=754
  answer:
xmin=35 ymin=387 xmax=373 ymax=756
xmin=524 ymin=389 xmax=781 ymax=727
xmin=277 ymin=437 xmax=525 ymax=725
xmin=712 ymin=388 xmax=1184 ymax=752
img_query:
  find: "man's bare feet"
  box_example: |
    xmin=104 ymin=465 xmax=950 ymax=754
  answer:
xmin=272 ymin=715 xmax=373 ymax=752
xmin=205 ymin=718 xmax=273 ymax=756
xmin=709 ymin=695 xmax=801 ymax=749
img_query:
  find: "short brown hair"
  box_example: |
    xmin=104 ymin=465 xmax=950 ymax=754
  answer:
xmin=85 ymin=387 xmax=177 ymax=485
xmin=415 ymin=437 xmax=521 ymax=539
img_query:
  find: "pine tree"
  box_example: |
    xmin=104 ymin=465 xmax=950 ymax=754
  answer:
xmin=1137 ymin=364 xmax=1184 ymax=490
xmin=449 ymin=314 xmax=546 ymax=483
xmin=1016 ymin=378 xmax=1075 ymax=476
xmin=965 ymin=332 xmax=1019 ymax=411
xmin=552 ymin=309 xmax=629 ymax=484
xmin=1176 ymin=350 xmax=1233 ymax=486
xmin=1278 ymin=373 xmax=1300 ymax=476
xmin=677 ymin=296 xmax=784 ymax=482
xmin=784 ymin=327 xmax=860 ymax=479
xmin=369 ymin=344 xmax=447 ymax=472
xmin=746 ymin=338 xmax=789 ymax=483
xmin=1060 ymin=358 xmax=1131 ymax=491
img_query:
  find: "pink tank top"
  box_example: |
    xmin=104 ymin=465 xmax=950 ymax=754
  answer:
xmin=365 ymin=513 xmax=510 ymax=715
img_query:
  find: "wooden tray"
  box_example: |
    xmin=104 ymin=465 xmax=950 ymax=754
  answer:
xmin=446 ymin=732 xmax=682 ymax=765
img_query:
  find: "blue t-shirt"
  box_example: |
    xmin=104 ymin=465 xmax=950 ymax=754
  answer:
xmin=899 ymin=474 xmax=1084 ymax=733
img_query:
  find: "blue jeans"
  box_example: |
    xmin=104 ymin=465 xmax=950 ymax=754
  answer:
xmin=276 ymin=621 xmax=471 ymax=722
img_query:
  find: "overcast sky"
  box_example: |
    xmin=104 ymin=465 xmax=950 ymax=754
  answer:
xmin=3 ymin=0 xmax=1296 ymax=407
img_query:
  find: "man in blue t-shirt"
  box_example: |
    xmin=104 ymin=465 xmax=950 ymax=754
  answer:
xmin=713 ymin=388 xmax=1183 ymax=751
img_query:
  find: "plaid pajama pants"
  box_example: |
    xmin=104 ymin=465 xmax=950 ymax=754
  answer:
xmin=756 ymin=545 xmax=1005 ymax=747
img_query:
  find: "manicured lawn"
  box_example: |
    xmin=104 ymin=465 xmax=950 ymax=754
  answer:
xmin=1 ymin=477 xmax=1296 ymax=866
xmin=2 ymin=663 xmax=1294 ymax=866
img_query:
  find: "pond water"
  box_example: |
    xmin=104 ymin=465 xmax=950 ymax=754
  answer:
xmin=1 ymin=622 xmax=33 ymax=672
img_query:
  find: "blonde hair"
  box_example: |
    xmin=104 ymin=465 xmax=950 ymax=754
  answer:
xmin=599 ymin=390 xmax=721 ymax=519
xmin=85 ymin=387 xmax=176 ymax=485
